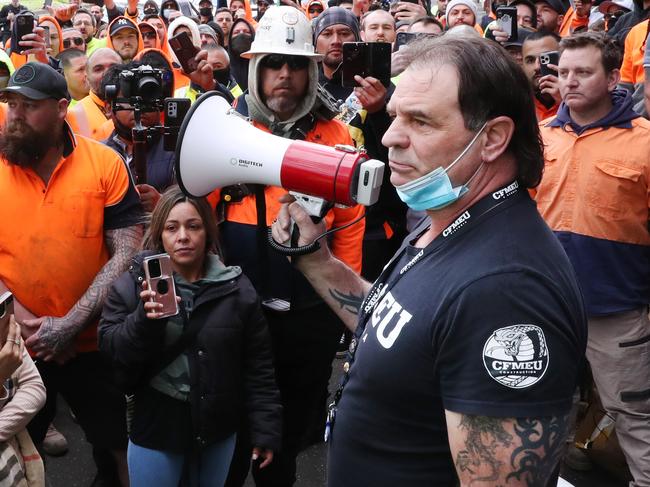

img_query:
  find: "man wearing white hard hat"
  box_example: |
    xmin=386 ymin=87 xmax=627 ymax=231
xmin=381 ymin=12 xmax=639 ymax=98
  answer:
xmin=219 ymin=6 xmax=365 ymax=487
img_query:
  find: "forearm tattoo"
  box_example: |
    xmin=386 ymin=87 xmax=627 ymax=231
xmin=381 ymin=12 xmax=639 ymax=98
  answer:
xmin=37 ymin=225 xmax=143 ymax=354
xmin=455 ymin=413 xmax=569 ymax=486
xmin=328 ymin=288 xmax=364 ymax=315
xmin=506 ymin=415 xmax=569 ymax=486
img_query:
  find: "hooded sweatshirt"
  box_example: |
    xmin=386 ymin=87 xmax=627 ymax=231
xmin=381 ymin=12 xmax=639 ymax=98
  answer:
xmin=38 ymin=15 xmax=64 ymax=58
xmin=607 ymin=0 xmax=650 ymax=45
xmin=106 ymin=16 xmax=144 ymax=61
xmin=228 ymin=18 xmax=255 ymax=91
xmin=305 ymin=0 xmax=325 ymax=19
xmin=244 ymin=53 xmax=319 ymax=133
xmin=167 ymin=16 xmax=202 ymax=48
xmin=160 ymin=0 xmax=181 ymax=25
xmin=144 ymin=15 xmax=173 ymax=59
xmin=139 ymin=22 xmax=161 ymax=50
xmin=548 ymin=89 xmax=639 ymax=134
xmin=537 ymin=89 xmax=650 ymax=316
xmin=134 ymin=47 xmax=189 ymax=93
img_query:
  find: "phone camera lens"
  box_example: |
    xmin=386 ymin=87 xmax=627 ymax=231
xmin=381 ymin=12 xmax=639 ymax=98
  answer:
xmin=156 ymin=280 xmax=169 ymax=295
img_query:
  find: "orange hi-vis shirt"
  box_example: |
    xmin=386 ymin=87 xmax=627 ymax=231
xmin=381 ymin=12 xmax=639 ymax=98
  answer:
xmin=558 ymin=6 xmax=589 ymax=36
xmin=67 ymin=91 xmax=110 ymax=140
xmin=620 ymin=19 xmax=648 ymax=90
xmin=534 ymin=97 xmax=559 ymax=122
xmin=0 ymin=124 xmax=143 ymax=353
xmin=535 ymin=110 xmax=650 ymax=316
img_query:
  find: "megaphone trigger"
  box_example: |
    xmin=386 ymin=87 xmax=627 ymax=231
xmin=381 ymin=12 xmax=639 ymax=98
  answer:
xmin=267 ymin=193 xmax=332 ymax=256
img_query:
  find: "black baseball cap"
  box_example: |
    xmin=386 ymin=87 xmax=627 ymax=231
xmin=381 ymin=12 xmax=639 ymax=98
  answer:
xmin=110 ymin=17 xmax=138 ymax=37
xmin=0 ymin=62 xmax=70 ymax=101
xmin=535 ymin=0 xmax=567 ymax=14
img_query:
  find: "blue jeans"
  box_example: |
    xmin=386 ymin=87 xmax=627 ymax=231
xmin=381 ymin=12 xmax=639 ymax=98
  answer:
xmin=127 ymin=434 xmax=236 ymax=487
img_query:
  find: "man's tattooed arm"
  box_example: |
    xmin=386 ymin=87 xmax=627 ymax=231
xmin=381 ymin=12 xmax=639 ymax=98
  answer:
xmin=446 ymin=410 xmax=570 ymax=486
xmin=27 ymin=225 xmax=143 ymax=358
xmin=328 ymin=289 xmax=365 ymax=315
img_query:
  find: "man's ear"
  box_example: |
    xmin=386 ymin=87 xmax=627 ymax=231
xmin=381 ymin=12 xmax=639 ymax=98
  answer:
xmin=607 ymin=67 xmax=621 ymax=92
xmin=480 ymin=116 xmax=514 ymax=164
xmin=58 ymin=98 xmax=69 ymax=120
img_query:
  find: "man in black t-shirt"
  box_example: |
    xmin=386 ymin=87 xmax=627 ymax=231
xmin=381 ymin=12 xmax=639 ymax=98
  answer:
xmin=0 ymin=0 xmax=26 ymax=44
xmin=272 ymin=36 xmax=587 ymax=486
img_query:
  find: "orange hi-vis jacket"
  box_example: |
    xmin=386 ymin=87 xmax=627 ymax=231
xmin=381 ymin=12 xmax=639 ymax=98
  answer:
xmin=106 ymin=16 xmax=144 ymax=60
xmin=620 ymin=19 xmax=648 ymax=94
xmin=534 ymin=97 xmax=559 ymax=122
xmin=558 ymin=6 xmax=589 ymax=36
xmin=67 ymin=91 xmax=111 ymax=141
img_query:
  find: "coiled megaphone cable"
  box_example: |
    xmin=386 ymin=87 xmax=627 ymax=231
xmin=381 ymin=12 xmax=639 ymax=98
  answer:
xmin=267 ymin=212 xmax=367 ymax=256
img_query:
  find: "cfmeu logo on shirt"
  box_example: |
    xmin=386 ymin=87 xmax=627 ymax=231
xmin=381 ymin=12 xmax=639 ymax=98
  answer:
xmin=482 ymin=324 xmax=549 ymax=389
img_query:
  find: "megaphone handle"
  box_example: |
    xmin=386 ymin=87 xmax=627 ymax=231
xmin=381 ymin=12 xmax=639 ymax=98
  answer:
xmin=290 ymin=215 xmax=322 ymax=248
xmin=267 ymin=218 xmax=323 ymax=257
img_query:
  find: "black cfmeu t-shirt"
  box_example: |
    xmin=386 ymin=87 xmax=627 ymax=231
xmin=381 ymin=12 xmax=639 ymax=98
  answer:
xmin=327 ymin=183 xmax=587 ymax=487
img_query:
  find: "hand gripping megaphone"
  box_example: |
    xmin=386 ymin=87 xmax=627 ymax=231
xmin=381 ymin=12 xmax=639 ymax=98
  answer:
xmin=175 ymin=92 xmax=384 ymax=210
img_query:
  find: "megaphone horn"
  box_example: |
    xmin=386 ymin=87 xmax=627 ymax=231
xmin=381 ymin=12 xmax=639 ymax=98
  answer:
xmin=175 ymin=92 xmax=384 ymax=207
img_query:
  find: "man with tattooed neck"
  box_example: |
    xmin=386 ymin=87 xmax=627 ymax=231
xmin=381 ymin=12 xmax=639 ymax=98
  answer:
xmin=273 ymin=36 xmax=587 ymax=486
xmin=0 ymin=62 xmax=143 ymax=487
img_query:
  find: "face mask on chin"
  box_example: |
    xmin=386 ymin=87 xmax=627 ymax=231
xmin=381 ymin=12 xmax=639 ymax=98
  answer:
xmin=395 ymin=122 xmax=488 ymax=211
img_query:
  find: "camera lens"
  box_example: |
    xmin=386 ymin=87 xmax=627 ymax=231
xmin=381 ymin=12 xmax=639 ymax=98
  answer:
xmin=138 ymin=76 xmax=163 ymax=100
xmin=156 ymin=280 xmax=169 ymax=295
xmin=148 ymin=258 xmax=162 ymax=278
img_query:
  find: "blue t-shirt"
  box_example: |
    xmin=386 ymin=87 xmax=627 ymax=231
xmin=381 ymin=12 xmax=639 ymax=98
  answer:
xmin=327 ymin=184 xmax=587 ymax=486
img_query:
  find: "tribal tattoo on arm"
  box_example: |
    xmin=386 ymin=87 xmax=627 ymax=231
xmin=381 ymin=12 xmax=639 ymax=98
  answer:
xmin=328 ymin=289 xmax=365 ymax=315
xmin=35 ymin=225 xmax=143 ymax=355
xmin=447 ymin=411 xmax=570 ymax=486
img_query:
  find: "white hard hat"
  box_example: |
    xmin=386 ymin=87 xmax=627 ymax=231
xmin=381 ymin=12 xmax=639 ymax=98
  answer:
xmin=241 ymin=6 xmax=323 ymax=60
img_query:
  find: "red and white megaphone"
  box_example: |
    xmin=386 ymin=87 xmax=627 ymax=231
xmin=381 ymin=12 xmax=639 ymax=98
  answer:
xmin=175 ymin=92 xmax=384 ymax=209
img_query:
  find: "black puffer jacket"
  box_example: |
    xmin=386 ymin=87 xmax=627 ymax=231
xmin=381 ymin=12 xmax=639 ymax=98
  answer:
xmin=98 ymin=251 xmax=282 ymax=452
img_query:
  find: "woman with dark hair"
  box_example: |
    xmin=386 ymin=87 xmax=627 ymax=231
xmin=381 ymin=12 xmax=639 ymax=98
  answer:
xmin=99 ymin=186 xmax=281 ymax=487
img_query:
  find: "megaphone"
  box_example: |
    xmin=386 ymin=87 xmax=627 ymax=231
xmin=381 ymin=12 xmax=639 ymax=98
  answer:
xmin=175 ymin=92 xmax=384 ymax=208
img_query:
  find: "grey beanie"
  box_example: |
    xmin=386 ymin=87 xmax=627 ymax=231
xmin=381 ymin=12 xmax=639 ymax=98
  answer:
xmin=313 ymin=7 xmax=360 ymax=43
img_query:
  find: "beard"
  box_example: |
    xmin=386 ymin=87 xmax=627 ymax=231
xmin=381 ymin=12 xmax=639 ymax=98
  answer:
xmin=323 ymin=52 xmax=342 ymax=71
xmin=0 ymin=120 xmax=60 ymax=168
xmin=265 ymin=93 xmax=300 ymax=118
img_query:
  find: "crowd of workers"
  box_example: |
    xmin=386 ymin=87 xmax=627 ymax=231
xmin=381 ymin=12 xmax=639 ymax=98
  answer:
xmin=0 ymin=0 xmax=647 ymax=485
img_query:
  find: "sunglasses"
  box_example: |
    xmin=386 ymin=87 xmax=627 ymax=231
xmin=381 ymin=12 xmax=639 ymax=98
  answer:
xmin=308 ymin=6 xmax=323 ymax=12
xmin=260 ymin=54 xmax=309 ymax=71
xmin=63 ymin=37 xmax=84 ymax=48
xmin=141 ymin=30 xmax=157 ymax=40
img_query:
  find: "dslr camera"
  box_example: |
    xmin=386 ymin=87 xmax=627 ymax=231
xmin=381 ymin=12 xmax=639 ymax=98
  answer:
xmin=105 ymin=64 xmax=169 ymax=111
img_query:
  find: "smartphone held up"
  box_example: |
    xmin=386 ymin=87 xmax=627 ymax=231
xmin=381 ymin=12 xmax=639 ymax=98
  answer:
xmin=341 ymin=42 xmax=392 ymax=88
xmin=143 ymin=254 xmax=179 ymax=319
